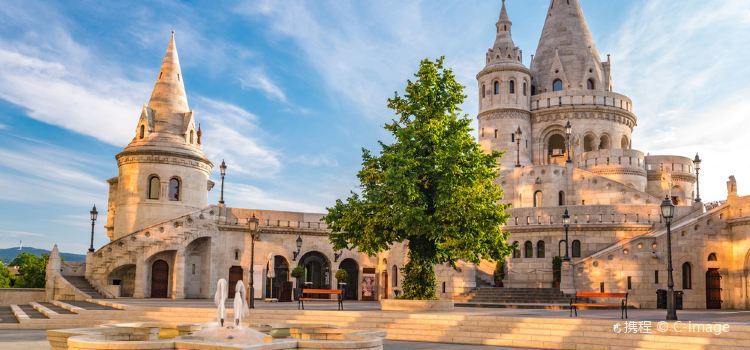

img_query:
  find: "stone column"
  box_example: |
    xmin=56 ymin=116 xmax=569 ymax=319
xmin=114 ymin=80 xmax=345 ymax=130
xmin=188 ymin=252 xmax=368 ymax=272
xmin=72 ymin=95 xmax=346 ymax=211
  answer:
xmin=560 ymin=260 xmax=576 ymax=295
xmin=172 ymin=251 xmax=186 ymax=299
xmin=133 ymin=258 xmax=147 ymax=298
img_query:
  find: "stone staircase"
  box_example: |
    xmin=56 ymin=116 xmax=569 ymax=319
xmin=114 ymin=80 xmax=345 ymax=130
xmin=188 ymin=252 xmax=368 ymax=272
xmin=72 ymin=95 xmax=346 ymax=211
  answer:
xmin=454 ymin=287 xmax=571 ymax=308
xmin=64 ymin=276 xmax=106 ymax=299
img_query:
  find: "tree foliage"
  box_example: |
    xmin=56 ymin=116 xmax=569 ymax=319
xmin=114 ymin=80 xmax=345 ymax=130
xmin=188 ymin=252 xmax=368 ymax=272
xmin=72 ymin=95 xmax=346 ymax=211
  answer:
xmin=10 ymin=252 xmax=48 ymax=288
xmin=0 ymin=261 xmax=14 ymax=288
xmin=324 ymin=57 xmax=512 ymax=299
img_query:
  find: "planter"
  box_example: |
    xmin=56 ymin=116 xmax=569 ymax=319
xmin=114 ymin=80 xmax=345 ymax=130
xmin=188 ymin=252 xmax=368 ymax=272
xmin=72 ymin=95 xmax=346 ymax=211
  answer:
xmin=379 ymin=299 xmax=454 ymax=311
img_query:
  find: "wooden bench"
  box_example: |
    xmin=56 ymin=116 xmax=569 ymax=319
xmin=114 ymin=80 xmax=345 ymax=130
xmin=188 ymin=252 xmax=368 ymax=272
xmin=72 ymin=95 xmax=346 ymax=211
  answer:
xmin=570 ymin=292 xmax=628 ymax=319
xmin=297 ymin=289 xmax=343 ymax=310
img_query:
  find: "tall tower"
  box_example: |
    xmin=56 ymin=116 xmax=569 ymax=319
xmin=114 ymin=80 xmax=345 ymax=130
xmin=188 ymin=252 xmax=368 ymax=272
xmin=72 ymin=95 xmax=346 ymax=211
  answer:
xmin=106 ymin=32 xmax=213 ymax=240
xmin=477 ymin=0 xmax=531 ymax=170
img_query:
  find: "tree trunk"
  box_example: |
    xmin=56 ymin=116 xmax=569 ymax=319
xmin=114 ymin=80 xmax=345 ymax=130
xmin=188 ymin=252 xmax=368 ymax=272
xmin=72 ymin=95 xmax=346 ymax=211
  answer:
xmin=401 ymin=236 xmax=437 ymax=300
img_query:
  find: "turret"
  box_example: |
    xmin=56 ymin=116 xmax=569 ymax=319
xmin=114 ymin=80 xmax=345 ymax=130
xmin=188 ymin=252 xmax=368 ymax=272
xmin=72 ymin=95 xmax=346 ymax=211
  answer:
xmin=477 ymin=0 xmax=531 ymax=170
xmin=107 ymin=32 xmax=213 ymax=240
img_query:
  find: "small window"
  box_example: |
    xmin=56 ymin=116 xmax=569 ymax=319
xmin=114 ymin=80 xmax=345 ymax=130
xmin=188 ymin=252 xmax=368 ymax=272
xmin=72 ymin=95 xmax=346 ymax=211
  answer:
xmin=192 ymin=264 xmax=196 ymax=275
xmin=707 ymin=253 xmax=717 ymax=261
xmin=511 ymin=133 xmax=515 ymax=142
xmin=531 ymin=85 xmax=536 ymax=95
xmin=523 ymin=82 xmax=527 ymax=96
xmin=512 ymin=241 xmax=520 ymax=258
xmin=234 ymin=250 xmax=239 ymax=260
xmin=392 ymin=265 xmax=398 ymax=287
xmin=494 ymin=129 xmax=498 ymax=139
xmin=627 ymin=276 xmax=632 ymax=290
xmin=682 ymin=262 xmax=692 ymax=289
xmin=654 ymin=270 xmax=659 ymax=284
xmin=524 ymin=241 xmax=533 ymax=258
xmin=533 ymin=190 xmax=542 ymax=207
xmin=537 ymin=240 xmax=545 ymax=258
xmin=558 ymin=191 xmax=565 ymax=206
xmin=509 ymin=80 xmax=515 ymax=94
xmin=571 ymin=240 xmax=581 ymax=258
xmin=482 ymin=84 xmax=486 ymax=98
xmin=189 ymin=130 xmax=194 ymax=144
xmin=148 ymin=175 xmax=160 ymax=199
xmin=493 ymin=81 xmax=500 ymax=94
xmin=587 ymin=79 xmax=595 ymax=90
xmin=553 ymin=79 xmax=563 ymax=92
xmin=139 ymin=125 xmax=145 ymax=139
xmin=168 ymin=177 xmax=180 ymax=201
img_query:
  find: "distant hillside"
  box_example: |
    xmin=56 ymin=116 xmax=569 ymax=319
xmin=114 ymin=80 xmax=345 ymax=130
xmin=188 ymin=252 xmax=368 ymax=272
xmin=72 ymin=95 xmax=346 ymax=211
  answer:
xmin=0 ymin=247 xmax=86 ymax=264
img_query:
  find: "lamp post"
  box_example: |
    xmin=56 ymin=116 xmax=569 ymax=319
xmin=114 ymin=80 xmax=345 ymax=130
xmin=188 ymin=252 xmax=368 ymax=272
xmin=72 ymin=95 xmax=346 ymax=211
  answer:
xmin=693 ymin=153 xmax=701 ymax=202
xmin=88 ymin=205 xmax=98 ymax=253
xmin=565 ymin=120 xmax=572 ymax=163
xmin=515 ymin=126 xmax=522 ymax=167
xmin=247 ymin=214 xmax=259 ymax=308
xmin=562 ymin=208 xmax=570 ymax=261
xmin=219 ymin=160 xmax=227 ymax=205
xmin=292 ymin=235 xmax=303 ymax=261
xmin=660 ymin=196 xmax=677 ymax=320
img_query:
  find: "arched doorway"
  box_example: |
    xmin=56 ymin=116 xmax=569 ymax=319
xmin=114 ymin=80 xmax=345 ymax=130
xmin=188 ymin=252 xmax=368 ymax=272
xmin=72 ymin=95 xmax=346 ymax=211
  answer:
xmin=228 ymin=266 xmax=243 ymax=298
xmin=706 ymin=268 xmax=722 ymax=309
xmin=299 ymin=251 xmax=330 ymax=298
xmin=185 ymin=237 xmax=211 ymax=298
xmin=381 ymin=258 xmax=389 ymax=299
xmin=108 ymin=264 xmax=136 ymax=297
xmin=547 ymin=134 xmax=566 ymax=163
xmin=265 ymin=256 xmax=290 ymax=301
xmin=339 ymin=259 xmax=359 ymax=300
xmin=150 ymin=260 xmax=169 ymax=298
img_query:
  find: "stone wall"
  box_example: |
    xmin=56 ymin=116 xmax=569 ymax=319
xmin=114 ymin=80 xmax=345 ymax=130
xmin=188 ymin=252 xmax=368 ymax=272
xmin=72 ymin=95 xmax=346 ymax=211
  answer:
xmin=0 ymin=288 xmax=45 ymax=306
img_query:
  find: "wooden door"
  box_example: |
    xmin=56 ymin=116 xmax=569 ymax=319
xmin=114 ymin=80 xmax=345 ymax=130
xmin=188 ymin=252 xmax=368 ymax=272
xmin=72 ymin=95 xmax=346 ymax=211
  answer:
xmin=228 ymin=266 xmax=243 ymax=298
xmin=382 ymin=271 xmax=388 ymax=299
xmin=150 ymin=260 xmax=169 ymax=298
xmin=706 ymin=269 xmax=722 ymax=309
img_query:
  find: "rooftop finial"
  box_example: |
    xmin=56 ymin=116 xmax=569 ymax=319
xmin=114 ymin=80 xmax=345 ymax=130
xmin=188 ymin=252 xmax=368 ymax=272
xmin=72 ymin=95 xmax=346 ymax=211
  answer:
xmin=147 ymin=31 xmax=189 ymax=115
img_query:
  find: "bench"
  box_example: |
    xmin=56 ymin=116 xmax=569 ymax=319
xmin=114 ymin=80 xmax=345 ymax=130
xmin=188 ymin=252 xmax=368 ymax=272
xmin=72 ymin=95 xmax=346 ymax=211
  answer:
xmin=570 ymin=292 xmax=628 ymax=319
xmin=297 ymin=289 xmax=343 ymax=310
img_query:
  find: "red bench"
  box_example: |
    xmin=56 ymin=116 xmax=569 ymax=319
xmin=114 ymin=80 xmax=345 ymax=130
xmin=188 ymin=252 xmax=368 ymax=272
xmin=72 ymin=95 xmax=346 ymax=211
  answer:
xmin=570 ymin=292 xmax=628 ymax=319
xmin=298 ymin=288 xmax=343 ymax=310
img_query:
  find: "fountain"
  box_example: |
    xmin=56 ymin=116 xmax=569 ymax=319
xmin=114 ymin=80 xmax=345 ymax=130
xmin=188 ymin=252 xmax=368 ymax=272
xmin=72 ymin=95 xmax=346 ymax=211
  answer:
xmin=47 ymin=278 xmax=384 ymax=350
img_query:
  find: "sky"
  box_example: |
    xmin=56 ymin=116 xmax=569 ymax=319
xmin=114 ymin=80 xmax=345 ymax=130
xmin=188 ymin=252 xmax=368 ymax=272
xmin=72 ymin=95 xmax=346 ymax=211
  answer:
xmin=1 ymin=0 xmax=749 ymax=254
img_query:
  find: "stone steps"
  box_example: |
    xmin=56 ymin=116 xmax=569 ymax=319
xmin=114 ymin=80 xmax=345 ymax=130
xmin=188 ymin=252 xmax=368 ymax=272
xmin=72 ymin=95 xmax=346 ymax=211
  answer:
xmin=0 ymin=306 xmax=19 ymax=324
xmin=63 ymin=276 xmax=106 ymax=299
xmin=457 ymin=287 xmax=571 ymax=305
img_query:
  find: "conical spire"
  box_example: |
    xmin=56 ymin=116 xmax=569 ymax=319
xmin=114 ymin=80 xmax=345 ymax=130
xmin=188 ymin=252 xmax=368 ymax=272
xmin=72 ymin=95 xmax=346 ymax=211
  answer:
xmin=486 ymin=0 xmax=523 ymax=66
xmin=531 ymin=0 xmax=604 ymax=92
xmin=147 ymin=31 xmax=189 ymax=115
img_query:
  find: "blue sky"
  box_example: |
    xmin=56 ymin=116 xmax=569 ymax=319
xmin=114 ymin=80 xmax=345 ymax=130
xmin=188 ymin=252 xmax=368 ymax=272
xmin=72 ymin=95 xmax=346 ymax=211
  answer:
xmin=1 ymin=0 xmax=749 ymax=253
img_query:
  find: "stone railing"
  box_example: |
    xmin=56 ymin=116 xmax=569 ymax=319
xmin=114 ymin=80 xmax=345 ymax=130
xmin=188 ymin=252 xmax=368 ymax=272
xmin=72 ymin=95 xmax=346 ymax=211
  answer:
xmin=578 ymin=149 xmax=646 ymax=172
xmin=530 ymin=90 xmax=633 ymax=113
xmin=505 ymin=204 xmax=695 ymax=228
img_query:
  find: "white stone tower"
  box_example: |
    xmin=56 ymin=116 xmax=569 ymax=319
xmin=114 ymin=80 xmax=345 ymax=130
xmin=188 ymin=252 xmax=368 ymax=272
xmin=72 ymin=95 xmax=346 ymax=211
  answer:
xmin=477 ymin=0 xmax=532 ymax=170
xmin=105 ymin=32 xmax=213 ymax=240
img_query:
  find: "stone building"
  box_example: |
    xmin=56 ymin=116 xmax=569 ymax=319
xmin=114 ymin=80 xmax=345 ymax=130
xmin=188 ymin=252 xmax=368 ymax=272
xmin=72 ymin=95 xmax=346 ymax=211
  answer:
xmin=45 ymin=0 xmax=750 ymax=310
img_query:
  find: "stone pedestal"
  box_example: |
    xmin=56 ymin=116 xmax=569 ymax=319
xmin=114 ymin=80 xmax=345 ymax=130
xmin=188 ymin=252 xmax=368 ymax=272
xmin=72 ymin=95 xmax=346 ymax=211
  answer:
xmin=560 ymin=260 xmax=576 ymax=295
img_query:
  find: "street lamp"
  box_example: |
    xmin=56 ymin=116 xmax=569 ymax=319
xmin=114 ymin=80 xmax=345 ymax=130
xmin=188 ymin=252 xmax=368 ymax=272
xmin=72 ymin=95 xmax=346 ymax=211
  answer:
xmin=219 ymin=160 xmax=227 ymax=205
xmin=565 ymin=120 xmax=572 ymax=163
xmin=562 ymin=208 xmax=570 ymax=261
xmin=660 ymin=196 xmax=677 ymax=321
xmin=693 ymin=153 xmax=701 ymax=202
xmin=514 ymin=126 xmax=522 ymax=168
xmin=334 ymin=250 xmax=343 ymax=263
xmin=247 ymin=214 xmax=259 ymax=308
xmin=292 ymin=235 xmax=303 ymax=261
xmin=89 ymin=205 xmax=98 ymax=253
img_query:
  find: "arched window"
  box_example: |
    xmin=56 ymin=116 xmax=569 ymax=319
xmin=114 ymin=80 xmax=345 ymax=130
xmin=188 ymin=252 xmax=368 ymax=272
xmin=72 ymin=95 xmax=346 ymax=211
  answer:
xmin=584 ymin=134 xmax=596 ymax=152
xmin=392 ymin=265 xmax=398 ymax=287
xmin=493 ymin=81 xmax=500 ymax=94
xmin=533 ymin=190 xmax=543 ymax=207
xmin=599 ymin=135 xmax=611 ymax=150
xmin=524 ymin=241 xmax=533 ymax=258
xmin=572 ymin=240 xmax=581 ymax=258
xmin=558 ymin=240 xmax=566 ymax=257
xmin=139 ymin=125 xmax=145 ymax=139
xmin=148 ymin=175 xmax=160 ymax=200
xmin=536 ymin=240 xmax=545 ymax=258
xmin=558 ymin=191 xmax=565 ymax=206
xmin=481 ymin=84 xmax=486 ymax=98
xmin=707 ymin=253 xmax=717 ymax=261
xmin=553 ymin=79 xmax=563 ymax=92
xmin=682 ymin=262 xmax=692 ymax=289
xmin=189 ymin=130 xmax=194 ymax=144
xmin=168 ymin=177 xmax=180 ymax=201
xmin=620 ymin=135 xmax=629 ymax=149
xmin=512 ymin=241 xmax=520 ymax=258
xmin=531 ymin=85 xmax=536 ymax=95
xmin=523 ymin=82 xmax=527 ymax=96
xmin=509 ymin=80 xmax=515 ymax=94
xmin=587 ymin=78 xmax=595 ymax=90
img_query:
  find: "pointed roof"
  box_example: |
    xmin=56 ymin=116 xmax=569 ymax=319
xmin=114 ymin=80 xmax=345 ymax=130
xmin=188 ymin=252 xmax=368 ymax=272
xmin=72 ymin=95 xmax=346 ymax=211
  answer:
xmin=531 ymin=0 xmax=604 ymax=92
xmin=485 ymin=0 xmax=524 ymax=68
xmin=147 ymin=31 xmax=190 ymax=115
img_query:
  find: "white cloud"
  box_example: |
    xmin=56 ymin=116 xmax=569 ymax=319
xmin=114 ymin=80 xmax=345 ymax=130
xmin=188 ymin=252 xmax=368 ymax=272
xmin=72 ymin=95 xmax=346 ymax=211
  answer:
xmin=223 ymin=182 xmax=324 ymax=213
xmin=290 ymin=154 xmax=340 ymax=168
xmin=238 ymin=69 xmax=288 ymax=103
xmin=0 ymin=123 xmax=7 ymax=130
xmin=603 ymin=0 xmax=750 ymax=201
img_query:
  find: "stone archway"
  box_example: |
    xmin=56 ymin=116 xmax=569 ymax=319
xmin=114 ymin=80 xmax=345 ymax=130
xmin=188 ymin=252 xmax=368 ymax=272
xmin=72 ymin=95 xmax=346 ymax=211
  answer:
xmin=108 ymin=264 xmax=136 ymax=297
xmin=706 ymin=268 xmax=722 ymax=309
xmin=184 ymin=237 xmax=211 ymax=298
xmin=339 ymin=258 xmax=359 ymax=300
xmin=299 ymin=251 xmax=331 ymax=297
xmin=228 ymin=266 xmax=243 ymax=298
xmin=150 ymin=260 xmax=169 ymax=298
xmin=265 ymin=255 xmax=290 ymax=301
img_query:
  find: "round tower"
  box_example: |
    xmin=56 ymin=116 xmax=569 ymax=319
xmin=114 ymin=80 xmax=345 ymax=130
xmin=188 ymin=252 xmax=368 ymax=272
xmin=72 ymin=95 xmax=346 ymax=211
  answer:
xmin=477 ymin=0 xmax=532 ymax=170
xmin=107 ymin=32 xmax=213 ymax=240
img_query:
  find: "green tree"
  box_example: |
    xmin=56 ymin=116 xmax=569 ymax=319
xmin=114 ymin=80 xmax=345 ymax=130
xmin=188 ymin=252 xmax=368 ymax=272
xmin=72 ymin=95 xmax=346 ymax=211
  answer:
xmin=324 ymin=57 xmax=512 ymax=300
xmin=10 ymin=252 xmax=48 ymax=288
xmin=0 ymin=261 xmax=14 ymax=288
